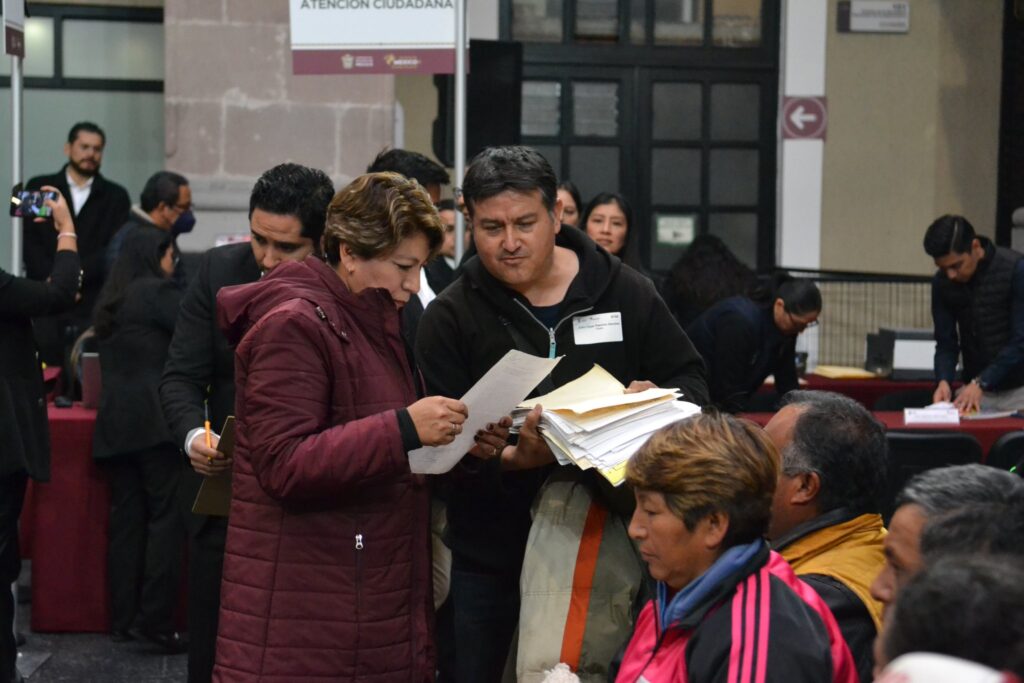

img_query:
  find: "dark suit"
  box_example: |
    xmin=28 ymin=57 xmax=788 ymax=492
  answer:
xmin=94 ymin=277 xmax=185 ymax=635
xmin=24 ymin=166 xmax=130 ymax=365
xmin=0 ymin=249 xmax=80 ymax=683
xmin=425 ymin=257 xmax=456 ymax=294
xmin=159 ymin=243 xmax=260 ymax=683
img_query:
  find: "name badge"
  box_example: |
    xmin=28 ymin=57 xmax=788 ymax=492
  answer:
xmin=573 ymin=312 xmax=623 ymax=345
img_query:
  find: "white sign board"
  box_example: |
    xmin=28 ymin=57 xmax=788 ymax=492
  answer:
xmin=850 ymin=1 xmax=910 ymax=34
xmin=656 ymin=215 xmax=696 ymax=246
xmin=289 ymin=0 xmax=459 ymax=75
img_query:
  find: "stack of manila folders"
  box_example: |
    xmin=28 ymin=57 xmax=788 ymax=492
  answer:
xmin=512 ymin=365 xmax=700 ymax=487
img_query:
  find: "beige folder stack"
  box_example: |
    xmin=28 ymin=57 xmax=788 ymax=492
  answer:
xmin=512 ymin=365 xmax=701 ymax=486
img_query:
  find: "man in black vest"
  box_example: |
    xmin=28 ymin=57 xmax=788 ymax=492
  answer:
xmin=925 ymin=214 xmax=1024 ymax=413
xmin=159 ymin=163 xmax=333 ymax=683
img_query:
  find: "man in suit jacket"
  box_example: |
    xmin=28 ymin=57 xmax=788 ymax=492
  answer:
xmin=159 ymin=163 xmax=333 ymax=683
xmin=24 ymin=122 xmax=130 ymax=366
xmin=424 ymin=198 xmax=460 ymax=294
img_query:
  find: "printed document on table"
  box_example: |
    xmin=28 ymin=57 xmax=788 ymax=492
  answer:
xmin=408 ymin=350 xmax=561 ymax=475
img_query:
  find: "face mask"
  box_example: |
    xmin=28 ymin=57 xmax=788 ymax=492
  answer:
xmin=171 ymin=209 xmax=196 ymax=236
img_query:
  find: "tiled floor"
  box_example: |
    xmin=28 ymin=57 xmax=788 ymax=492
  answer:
xmin=14 ymin=567 xmax=187 ymax=682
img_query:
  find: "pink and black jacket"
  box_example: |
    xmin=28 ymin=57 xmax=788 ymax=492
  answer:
xmin=616 ymin=541 xmax=857 ymax=683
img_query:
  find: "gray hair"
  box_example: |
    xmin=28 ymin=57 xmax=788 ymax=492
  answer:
xmin=779 ymin=391 xmax=888 ymax=513
xmin=895 ymin=463 xmax=1024 ymax=516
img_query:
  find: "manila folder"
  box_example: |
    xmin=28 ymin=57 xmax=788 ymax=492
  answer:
xmin=191 ymin=416 xmax=236 ymax=517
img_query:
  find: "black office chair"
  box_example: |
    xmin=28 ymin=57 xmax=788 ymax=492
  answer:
xmin=883 ymin=432 xmax=984 ymax=521
xmin=987 ymin=430 xmax=1024 ymax=477
xmin=873 ymin=389 xmax=934 ymax=411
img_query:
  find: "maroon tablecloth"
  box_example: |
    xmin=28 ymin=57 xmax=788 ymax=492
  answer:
xmin=743 ymin=410 xmax=1023 ymax=460
xmin=760 ymin=374 xmax=942 ymax=408
xmin=20 ymin=404 xmax=111 ymax=632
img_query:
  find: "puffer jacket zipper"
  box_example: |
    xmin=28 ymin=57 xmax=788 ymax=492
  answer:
xmin=354 ymin=525 xmax=364 ymax=678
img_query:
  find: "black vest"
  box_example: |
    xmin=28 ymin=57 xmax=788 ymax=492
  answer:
xmin=935 ymin=239 xmax=1024 ymax=388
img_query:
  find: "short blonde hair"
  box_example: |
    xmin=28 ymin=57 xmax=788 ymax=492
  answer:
xmin=626 ymin=412 xmax=779 ymax=546
xmin=323 ymin=172 xmax=443 ymax=265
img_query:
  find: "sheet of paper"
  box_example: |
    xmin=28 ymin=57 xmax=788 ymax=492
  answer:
xmin=519 ymin=365 xmax=623 ymax=410
xmin=904 ymin=407 xmax=959 ymax=425
xmin=408 ymin=350 xmax=561 ymax=475
xmin=962 ymin=411 xmax=1017 ymax=421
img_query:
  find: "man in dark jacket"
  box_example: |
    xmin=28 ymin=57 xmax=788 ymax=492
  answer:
xmin=765 ymin=391 xmax=887 ymax=683
xmin=415 ymin=145 xmax=708 ymax=682
xmin=925 ymin=214 xmax=1024 ymax=414
xmin=24 ymin=122 xmax=130 ymax=365
xmin=106 ymin=170 xmax=193 ymax=281
xmin=158 ymin=163 xmax=333 ymax=683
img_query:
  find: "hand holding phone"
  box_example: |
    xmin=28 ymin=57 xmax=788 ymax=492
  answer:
xmin=10 ymin=189 xmax=59 ymax=218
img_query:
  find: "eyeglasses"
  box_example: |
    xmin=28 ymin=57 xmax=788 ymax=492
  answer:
xmin=787 ymin=311 xmax=819 ymax=332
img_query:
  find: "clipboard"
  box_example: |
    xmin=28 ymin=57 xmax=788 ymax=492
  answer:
xmin=191 ymin=416 xmax=235 ymax=517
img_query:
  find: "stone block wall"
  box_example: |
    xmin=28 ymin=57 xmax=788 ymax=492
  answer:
xmin=165 ymin=0 xmax=396 ymax=250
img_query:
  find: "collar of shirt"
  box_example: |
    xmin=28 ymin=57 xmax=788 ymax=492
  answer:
xmin=65 ymin=170 xmax=95 ymax=216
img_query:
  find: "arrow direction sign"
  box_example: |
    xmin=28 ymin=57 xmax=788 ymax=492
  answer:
xmin=782 ymin=97 xmax=828 ymax=140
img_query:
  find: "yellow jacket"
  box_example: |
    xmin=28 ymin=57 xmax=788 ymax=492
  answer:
xmin=777 ymin=511 xmax=887 ymax=631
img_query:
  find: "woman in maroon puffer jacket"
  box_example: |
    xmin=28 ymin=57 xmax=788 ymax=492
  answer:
xmin=211 ymin=172 xmax=476 ymax=683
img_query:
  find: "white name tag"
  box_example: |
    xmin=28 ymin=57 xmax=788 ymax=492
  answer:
xmin=573 ymin=312 xmax=624 ymax=345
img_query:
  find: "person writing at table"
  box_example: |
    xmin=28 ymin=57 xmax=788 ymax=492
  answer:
xmin=0 ymin=188 xmax=80 ymax=683
xmin=211 ymin=172 xmax=475 ymax=682
xmin=924 ymin=214 xmax=1024 ymax=414
xmin=686 ymin=278 xmax=822 ymax=413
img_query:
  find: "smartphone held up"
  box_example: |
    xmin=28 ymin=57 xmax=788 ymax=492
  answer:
xmin=10 ymin=188 xmax=59 ymax=218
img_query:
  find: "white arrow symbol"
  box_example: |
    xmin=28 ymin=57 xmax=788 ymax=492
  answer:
xmin=789 ymin=105 xmax=818 ymax=130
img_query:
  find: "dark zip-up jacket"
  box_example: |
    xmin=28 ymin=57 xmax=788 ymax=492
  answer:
xmin=415 ymin=227 xmax=708 ymax=571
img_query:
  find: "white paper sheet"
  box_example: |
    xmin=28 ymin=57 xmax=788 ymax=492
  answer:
xmin=408 ymin=350 xmax=562 ymax=474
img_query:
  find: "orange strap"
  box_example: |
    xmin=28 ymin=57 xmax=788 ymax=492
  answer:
xmin=559 ymin=501 xmax=608 ymax=670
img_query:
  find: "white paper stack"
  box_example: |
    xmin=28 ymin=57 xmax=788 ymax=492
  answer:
xmin=512 ymin=365 xmax=701 ymax=486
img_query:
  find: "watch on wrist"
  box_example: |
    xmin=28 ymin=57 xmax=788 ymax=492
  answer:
xmin=971 ymin=377 xmax=988 ymax=391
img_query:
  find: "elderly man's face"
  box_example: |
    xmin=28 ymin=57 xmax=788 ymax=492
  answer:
xmin=471 ymin=189 xmax=561 ymax=294
xmin=870 ymin=503 xmax=928 ymax=611
xmin=765 ymin=404 xmax=808 ymax=540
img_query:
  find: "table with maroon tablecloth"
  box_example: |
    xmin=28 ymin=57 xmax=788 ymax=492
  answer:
xmin=743 ymin=411 xmax=1023 ymax=460
xmin=760 ymin=373 xmax=941 ymax=409
xmin=19 ymin=403 xmax=111 ymax=632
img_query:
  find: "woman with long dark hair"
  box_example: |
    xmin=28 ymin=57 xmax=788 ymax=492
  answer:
xmin=92 ymin=226 xmax=186 ymax=652
xmin=663 ymin=234 xmax=759 ymax=328
xmin=582 ymin=192 xmax=645 ymax=270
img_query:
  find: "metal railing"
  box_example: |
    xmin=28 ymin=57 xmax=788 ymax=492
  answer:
xmin=779 ymin=268 xmax=932 ymax=368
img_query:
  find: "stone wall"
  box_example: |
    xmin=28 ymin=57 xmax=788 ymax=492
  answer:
xmin=164 ymin=0 xmax=396 ymax=249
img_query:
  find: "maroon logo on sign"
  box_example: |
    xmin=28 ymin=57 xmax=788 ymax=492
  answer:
xmin=782 ymin=96 xmax=827 ymax=140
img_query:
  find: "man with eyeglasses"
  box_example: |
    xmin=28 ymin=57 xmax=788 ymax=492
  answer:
xmin=925 ymin=214 xmax=1024 ymax=414
xmin=106 ymin=171 xmax=194 ymax=283
xmin=686 ymin=277 xmax=822 ymax=412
